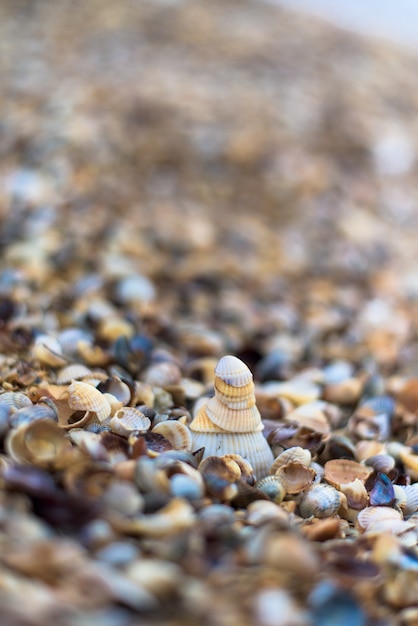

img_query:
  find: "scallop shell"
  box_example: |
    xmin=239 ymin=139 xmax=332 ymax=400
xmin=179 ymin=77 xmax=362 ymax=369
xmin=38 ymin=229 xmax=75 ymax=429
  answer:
xmin=205 ymin=397 xmax=263 ymax=433
xmin=270 ymin=446 xmax=311 ymax=474
xmin=110 ymin=408 xmax=151 ymax=437
xmin=152 ymin=420 xmax=193 ymax=451
xmin=275 ymin=461 xmax=315 ymax=495
xmin=298 ymin=484 xmax=341 ymax=519
xmin=324 ymin=458 xmax=372 ymax=489
xmin=395 ymin=484 xmax=418 ymax=516
xmin=191 ymin=430 xmax=274 ymax=479
xmin=68 ymin=381 xmax=111 ymax=422
xmin=357 ymin=506 xmax=402 ymax=531
xmin=214 ymin=355 xmax=253 ymax=387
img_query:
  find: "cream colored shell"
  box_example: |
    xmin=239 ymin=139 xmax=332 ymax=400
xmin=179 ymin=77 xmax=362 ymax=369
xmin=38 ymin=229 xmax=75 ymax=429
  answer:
xmin=68 ymin=380 xmax=111 ymax=422
xmin=152 ymin=420 xmax=193 ymax=451
xmin=189 ymin=355 xmax=274 ymax=478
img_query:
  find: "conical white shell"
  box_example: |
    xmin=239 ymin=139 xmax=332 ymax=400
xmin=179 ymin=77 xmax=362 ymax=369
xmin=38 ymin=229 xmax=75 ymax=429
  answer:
xmin=214 ymin=355 xmax=253 ymax=387
xmin=191 ymin=430 xmax=274 ymax=479
xmin=205 ymin=396 xmax=263 ymax=433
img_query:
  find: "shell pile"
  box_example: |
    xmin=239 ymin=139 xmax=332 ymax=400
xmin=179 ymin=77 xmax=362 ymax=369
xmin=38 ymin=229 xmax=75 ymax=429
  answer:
xmin=190 ymin=355 xmax=274 ymax=477
xmin=2 ymin=1 xmax=418 ymax=625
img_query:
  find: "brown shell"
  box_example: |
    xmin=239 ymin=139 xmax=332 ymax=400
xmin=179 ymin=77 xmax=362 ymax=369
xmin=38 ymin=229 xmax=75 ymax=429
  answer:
xmin=275 ymin=461 xmax=315 ymax=494
xmin=68 ymin=381 xmax=111 ymax=422
xmin=324 ymin=458 xmax=372 ymax=489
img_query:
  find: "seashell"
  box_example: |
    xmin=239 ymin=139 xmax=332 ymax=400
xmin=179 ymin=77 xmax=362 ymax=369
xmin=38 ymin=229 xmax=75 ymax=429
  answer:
xmin=102 ymin=392 xmax=123 ymax=415
xmin=68 ymin=381 xmax=111 ymax=422
xmin=113 ymin=498 xmax=195 ymax=537
xmin=58 ymin=327 xmax=94 ymax=357
xmin=169 ymin=473 xmax=204 ymax=501
xmin=189 ymin=356 xmax=274 ymax=478
xmin=348 ymin=411 xmax=391 ymax=442
xmin=364 ymin=453 xmax=395 ymax=474
xmin=6 ymin=418 xmax=73 ymax=468
xmin=357 ymin=506 xmax=402 ymax=531
xmin=339 ymin=478 xmax=368 ymax=510
xmin=399 ymin=449 xmax=418 ymax=481
xmin=395 ymin=484 xmax=418 ymax=516
xmin=395 ymin=378 xmax=418 ymax=413
xmin=262 ymin=379 xmax=321 ymax=405
xmin=255 ymin=475 xmax=286 ymax=503
xmin=56 ymin=364 xmax=93 ymax=385
xmin=366 ymin=519 xmax=416 ymax=536
xmin=97 ymin=377 xmax=133 ymax=406
xmin=299 ymin=484 xmax=341 ymax=519
xmin=110 ymin=407 xmax=151 ymax=437
xmin=126 ymin=559 xmax=183 ymax=600
xmin=144 ymin=362 xmax=182 ymax=387
xmin=0 ymin=392 xmax=32 ymax=410
xmin=77 ymin=339 xmax=111 ymax=367
xmin=324 ymin=459 xmax=372 ymax=489
xmin=152 ymin=420 xmax=193 ymax=451
xmin=369 ymin=473 xmax=395 ymax=507
xmin=214 ymin=355 xmax=253 ymax=387
xmin=320 ymin=434 xmax=356 ymax=463
xmin=270 ymin=446 xmax=311 ymax=474
xmin=199 ymin=455 xmax=242 ymax=483
xmin=222 ymin=454 xmax=255 ymax=484
xmin=98 ymin=316 xmax=135 ymax=342
xmin=284 ymin=401 xmax=330 ymax=434
xmin=322 ymin=377 xmax=363 ymax=405
xmin=355 ymin=440 xmax=385 ymax=461
xmin=246 ymin=500 xmax=291 ymax=527
xmin=359 ymin=395 xmax=396 ymax=418
xmin=32 ymin=335 xmax=67 ymax=367
xmin=275 ymin=461 xmax=315 ymax=495
xmin=9 ymin=403 xmax=58 ymax=428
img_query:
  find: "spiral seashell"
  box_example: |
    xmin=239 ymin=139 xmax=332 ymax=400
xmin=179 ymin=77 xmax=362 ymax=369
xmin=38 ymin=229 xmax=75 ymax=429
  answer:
xmin=110 ymin=407 xmax=151 ymax=437
xmin=298 ymin=484 xmax=341 ymax=519
xmin=68 ymin=381 xmax=111 ymax=422
xmin=189 ymin=356 xmax=274 ymax=478
xmin=152 ymin=420 xmax=193 ymax=451
xmin=255 ymin=475 xmax=286 ymax=503
xmin=357 ymin=506 xmax=402 ymax=532
xmin=270 ymin=446 xmax=311 ymax=474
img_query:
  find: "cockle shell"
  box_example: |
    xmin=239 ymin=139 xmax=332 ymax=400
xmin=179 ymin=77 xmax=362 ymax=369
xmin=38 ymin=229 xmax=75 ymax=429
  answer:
xmin=68 ymin=381 xmax=111 ymax=422
xmin=56 ymin=364 xmax=93 ymax=385
xmin=110 ymin=408 xmax=151 ymax=437
xmin=255 ymin=475 xmax=286 ymax=503
xmin=189 ymin=356 xmax=274 ymax=478
xmin=6 ymin=419 xmax=73 ymax=468
xmin=298 ymin=484 xmax=341 ymax=519
xmin=270 ymin=446 xmax=311 ymax=474
xmin=324 ymin=459 xmax=372 ymax=489
xmin=152 ymin=420 xmax=193 ymax=451
xmin=357 ymin=506 xmax=402 ymax=531
xmin=275 ymin=461 xmax=315 ymax=494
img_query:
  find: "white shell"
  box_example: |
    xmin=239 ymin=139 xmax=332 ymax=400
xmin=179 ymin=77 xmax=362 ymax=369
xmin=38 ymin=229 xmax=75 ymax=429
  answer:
xmin=357 ymin=506 xmax=402 ymax=531
xmin=214 ymin=355 xmax=253 ymax=387
xmin=191 ymin=430 xmax=274 ymax=479
xmin=68 ymin=381 xmax=111 ymax=422
xmin=152 ymin=421 xmax=193 ymax=451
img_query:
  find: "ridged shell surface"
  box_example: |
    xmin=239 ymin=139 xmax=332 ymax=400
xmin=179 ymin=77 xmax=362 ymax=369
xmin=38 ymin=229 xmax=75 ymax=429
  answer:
xmin=214 ymin=355 xmax=253 ymax=387
xmin=152 ymin=421 xmax=193 ymax=451
xmin=191 ymin=430 xmax=274 ymax=479
xmin=68 ymin=381 xmax=111 ymax=422
xmin=205 ymin=397 xmax=263 ymax=433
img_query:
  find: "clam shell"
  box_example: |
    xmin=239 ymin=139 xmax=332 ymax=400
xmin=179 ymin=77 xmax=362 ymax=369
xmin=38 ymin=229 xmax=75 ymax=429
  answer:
xmin=214 ymin=355 xmax=253 ymax=387
xmin=299 ymin=484 xmax=341 ymax=519
xmin=199 ymin=455 xmax=242 ymax=483
xmin=270 ymin=446 xmax=311 ymax=474
xmin=399 ymin=449 xmax=418 ymax=480
xmin=339 ymin=478 xmax=368 ymax=510
xmin=56 ymin=364 xmax=93 ymax=385
xmin=255 ymin=475 xmax=286 ymax=503
xmin=364 ymin=454 xmax=395 ymax=474
xmin=191 ymin=430 xmax=274 ymax=479
xmin=152 ymin=420 xmax=193 ymax=451
xmin=0 ymin=392 xmax=32 ymax=410
xmin=222 ymin=454 xmax=255 ymax=483
xmin=369 ymin=473 xmax=395 ymax=507
xmin=6 ymin=419 xmax=73 ymax=467
xmin=275 ymin=461 xmax=315 ymax=494
xmin=396 ymin=484 xmax=418 ymax=516
xmin=116 ymin=498 xmax=195 ymax=537
xmin=263 ymin=379 xmax=320 ymax=405
xmin=33 ymin=335 xmax=67 ymax=367
xmin=10 ymin=403 xmax=58 ymax=428
xmin=68 ymin=381 xmax=111 ymax=422
xmin=357 ymin=506 xmax=402 ymax=531
xmin=324 ymin=458 xmax=372 ymax=489
xmin=284 ymin=401 xmax=330 ymax=434
xmin=110 ymin=408 xmax=151 ymax=437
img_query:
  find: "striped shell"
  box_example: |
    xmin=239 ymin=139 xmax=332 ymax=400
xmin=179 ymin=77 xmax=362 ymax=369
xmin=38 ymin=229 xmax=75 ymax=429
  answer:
xmin=324 ymin=459 xmax=372 ymax=489
xmin=357 ymin=506 xmax=402 ymax=531
xmin=299 ymin=484 xmax=341 ymax=519
xmin=214 ymin=355 xmax=253 ymax=387
xmin=255 ymin=475 xmax=286 ymax=503
xmin=270 ymin=446 xmax=311 ymax=474
xmin=68 ymin=381 xmax=111 ymax=422
xmin=110 ymin=407 xmax=151 ymax=436
xmin=56 ymin=364 xmax=93 ymax=385
xmin=152 ymin=421 xmax=193 ymax=451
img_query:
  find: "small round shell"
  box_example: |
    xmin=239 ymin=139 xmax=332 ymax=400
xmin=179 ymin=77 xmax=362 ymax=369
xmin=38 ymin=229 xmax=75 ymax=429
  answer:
xmin=214 ymin=355 xmax=253 ymax=387
xmin=56 ymin=364 xmax=93 ymax=385
xmin=270 ymin=447 xmax=311 ymax=474
xmin=364 ymin=454 xmax=395 ymax=474
xmin=68 ymin=381 xmax=111 ymax=422
xmin=339 ymin=479 xmax=368 ymax=510
xmin=152 ymin=420 xmax=193 ymax=451
xmin=255 ymin=475 xmax=286 ymax=503
xmin=110 ymin=407 xmax=151 ymax=437
xmin=357 ymin=506 xmax=402 ymax=531
xmin=299 ymin=484 xmax=341 ymax=519
xmin=275 ymin=461 xmax=315 ymax=495
xmin=33 ymin=335 xmax=67 ymax=367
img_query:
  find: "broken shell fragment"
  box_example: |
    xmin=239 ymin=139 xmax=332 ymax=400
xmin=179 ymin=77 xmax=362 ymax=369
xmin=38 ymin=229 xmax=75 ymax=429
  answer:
xmin=275 ymin=461 xmax=315 ymax=495
xmin=152 ymin=420 xmax=193 ymax=451
xmin=6 ymin=418 xmax=73 ymax=468
xmin=357 ymin=506 xmax=402 ymax=531
xmin=270 ymin=446 xmax=311 ymax=474
xmin=110 ymin=407 xmax=151 ymax=437
xmin=324 ymin=459 xmax=372 ymax=489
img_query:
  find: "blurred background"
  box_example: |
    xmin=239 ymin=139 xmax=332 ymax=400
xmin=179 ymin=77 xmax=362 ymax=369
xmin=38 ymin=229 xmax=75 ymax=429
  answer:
xmin=1 ymin=0 xmax=418 ymax=372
